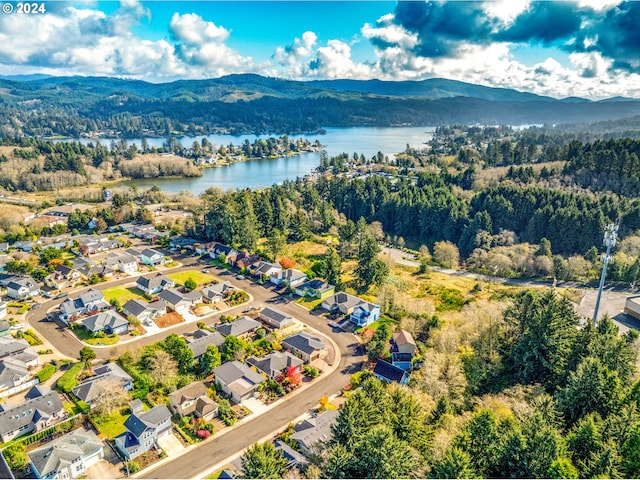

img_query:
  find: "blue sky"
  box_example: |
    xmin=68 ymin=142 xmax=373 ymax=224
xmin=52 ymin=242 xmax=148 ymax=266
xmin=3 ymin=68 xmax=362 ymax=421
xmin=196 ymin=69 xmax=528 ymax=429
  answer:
xmin=0 ymin=0 xmax=638 ymax=99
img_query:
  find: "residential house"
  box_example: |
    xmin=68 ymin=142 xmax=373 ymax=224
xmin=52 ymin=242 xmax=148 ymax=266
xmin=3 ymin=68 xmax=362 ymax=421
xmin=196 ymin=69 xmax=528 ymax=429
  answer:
xmin=209 ymin=244 xmax=238 ymax=263
xmin=28 ymin=428 xmax=104 ymax=480
xmin=195 ymin=242 xmax=217 ymax=256
xmin=247 ymin=351 xmax=303 ymax=380
xmin=201 ymin=282 xmax=234 ymax=303
xmin=0 ymin=357 xmax=34 ymax=396
xmin=136 ymin=273 xmax=175 ymax=295
xmin=44 ymin=265 xmax=81 ymax=290
xmin=0 ymin=387 xmax=65 ymax=442
xmin=391 ymin=329 xmax=416 ymax=371
xmin=233 ymin=252 xmax=261 ymax=270
xmin=321 ymin=292 xmax=362 ymax=315
xmin=158 ymin=289 xmax=202 ymax=316
xmin=349 ymin=301 xmax=381 ymax=327
xmin=122 ymin=299 xmax=167 ymax=325
xmin=115 ymin=405 xmax=172 ymax=460
xmin=215 ymin=316 xmax=260 ymax=339
xmin=59 ymin=289 xmax=108 ymax=321
xmin=72 ymin=363 xmax=133 ymax=407
xmin=169 ymin=382 xmax=218 ymax=420
xmin=73 ymin=257 xmax=114 ymax=280
xmin=289 ymin=410 xmax=339 ymax=453
xmin=373 ymin=359 xmax=410 ymax=385
xmin=250 ymin=261 xmax=282 ymax=278
xmin=259 ymin=307 xmax=294 ymax=330
xmin=169 ymin=236 xmax=199 ymax=251
xmin=102 ymin=252 xmax=138 ymax=274
xmin=76 ymin=235 xmax=121 ymax=256
xmin=80 ymin=311 xmax=129 ymax=336
xmin=139 ymin=248 xmax=166 ymax=267
xmin=0 ymin=320 xmax=9 ymax=336
xmin=295 ymin=280 xmax=335 ymax=299
xmin=187 ymin=330 xmax=225 ymax=360
xmin=281 ymin=332 xmax=327 ymax=364
xmin=14 ymin=240 xmax=34 ymax=252
xmin=6 ymin=276 xmax=40 ymax=300
xmin=274 ymin=440 xmax=309 ymax=469
xmin=0 ymin=337 xmax=38 ymax=367
xmin=212 ymin=361 xmax=266 ymax=404
xmin=269 ymin=269 xmax=307 ymax=288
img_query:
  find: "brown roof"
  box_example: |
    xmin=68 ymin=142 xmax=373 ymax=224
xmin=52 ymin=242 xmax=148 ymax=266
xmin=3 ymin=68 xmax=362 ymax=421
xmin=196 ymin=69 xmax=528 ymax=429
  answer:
xmin=170 ymin=382 xmax=208 ymax=404
xmin=393 ymin=329 xmax=416 ymax=348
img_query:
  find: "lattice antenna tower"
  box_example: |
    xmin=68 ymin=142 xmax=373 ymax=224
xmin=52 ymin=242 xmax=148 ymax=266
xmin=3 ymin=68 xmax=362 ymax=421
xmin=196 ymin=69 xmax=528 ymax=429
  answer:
xmin=593 ymin=223 xmax=619 ymax=325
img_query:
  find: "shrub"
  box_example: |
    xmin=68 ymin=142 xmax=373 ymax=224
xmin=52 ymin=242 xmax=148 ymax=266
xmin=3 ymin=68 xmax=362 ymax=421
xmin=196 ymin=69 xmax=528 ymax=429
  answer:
xmin=127 ymin=461 xmax=140 ymax=473
xmin=35 ymin=364 xmax=56 ymax=382
xmin=197 ymin=429 xmax=211 ymax=439
xmin=56 ymin=362 xmax=83 ymax=393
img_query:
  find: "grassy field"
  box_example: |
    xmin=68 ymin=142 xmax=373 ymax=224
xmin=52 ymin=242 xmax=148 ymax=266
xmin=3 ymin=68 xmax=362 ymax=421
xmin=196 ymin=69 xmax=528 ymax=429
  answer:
xmin=167 ymin=270 xmax=219 ymax=286
xmin=102 ymin=286 xmax=146 ymax=303
xmin=73 ymin=326 xmax=120 ymax=346
xmin=295 ymin=296 xmax=323 ymax=311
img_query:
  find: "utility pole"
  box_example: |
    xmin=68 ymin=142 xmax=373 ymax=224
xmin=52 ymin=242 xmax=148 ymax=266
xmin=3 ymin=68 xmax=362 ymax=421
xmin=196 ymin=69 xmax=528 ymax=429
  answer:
xmin=593 ymin=223 xmax=618 ymax=325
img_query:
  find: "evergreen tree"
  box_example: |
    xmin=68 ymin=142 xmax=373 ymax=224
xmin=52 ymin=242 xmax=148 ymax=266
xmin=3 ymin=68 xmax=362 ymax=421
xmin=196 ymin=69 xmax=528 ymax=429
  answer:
xmin=241 ymin=442 xmax=288 ymax=479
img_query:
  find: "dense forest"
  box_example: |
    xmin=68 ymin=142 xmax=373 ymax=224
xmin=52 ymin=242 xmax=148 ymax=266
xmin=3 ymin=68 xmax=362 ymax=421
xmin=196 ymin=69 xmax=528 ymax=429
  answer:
xmin=2 ymin=75 xmax=640 ymax=137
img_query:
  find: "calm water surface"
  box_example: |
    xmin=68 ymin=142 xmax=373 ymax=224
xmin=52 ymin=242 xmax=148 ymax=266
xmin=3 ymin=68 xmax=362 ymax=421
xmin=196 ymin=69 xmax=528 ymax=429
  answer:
xmin=105 ymin=126 xmax=434 ymax=194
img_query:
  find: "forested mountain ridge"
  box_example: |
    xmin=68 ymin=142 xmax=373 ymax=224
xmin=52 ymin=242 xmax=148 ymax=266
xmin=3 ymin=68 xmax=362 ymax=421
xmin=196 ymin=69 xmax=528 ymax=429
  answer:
xmin=1 ymin=74 xmax=640 ymax=137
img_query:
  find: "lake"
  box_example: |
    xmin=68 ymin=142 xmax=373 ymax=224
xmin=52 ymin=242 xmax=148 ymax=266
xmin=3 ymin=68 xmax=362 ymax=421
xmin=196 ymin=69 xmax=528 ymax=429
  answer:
xmin=102 ymin=126 xmax=434 ymax=194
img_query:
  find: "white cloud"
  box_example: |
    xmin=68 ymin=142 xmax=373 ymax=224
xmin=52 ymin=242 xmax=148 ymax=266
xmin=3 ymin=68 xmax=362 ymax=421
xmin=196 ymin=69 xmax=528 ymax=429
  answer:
xmin=274 ymin=31 xmax=317 ymax=67
xmin=310 ymin=40 xmax=373 ymax=79
xmin=482 ymin=0 xmax=530 ymax=27
xmin=169 ymin=12 xmax=229 ymax=44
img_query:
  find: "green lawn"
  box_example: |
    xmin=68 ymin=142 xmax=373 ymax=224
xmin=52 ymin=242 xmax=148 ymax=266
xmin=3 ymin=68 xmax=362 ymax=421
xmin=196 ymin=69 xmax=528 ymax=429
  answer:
xmin=102 ymin=286 xmax=146 ymax=303
xmin=295 ymin=296 xmax=323 ymax=311
xmin=167 ymin=270 xmax=219 ymax=286
xmin=91 ymin=409 xmax=129 ymax=439
xmin=72 ymin=326 xmax=119 ymax=346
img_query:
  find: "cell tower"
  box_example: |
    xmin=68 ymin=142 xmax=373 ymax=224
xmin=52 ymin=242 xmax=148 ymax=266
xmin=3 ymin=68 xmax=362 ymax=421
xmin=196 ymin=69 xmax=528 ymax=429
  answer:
xmin=593 ymin=223 xmax=618 ymax=325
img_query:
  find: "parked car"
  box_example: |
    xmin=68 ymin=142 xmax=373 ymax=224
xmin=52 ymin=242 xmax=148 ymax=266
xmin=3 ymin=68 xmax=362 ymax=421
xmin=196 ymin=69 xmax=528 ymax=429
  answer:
xmin=236 ymin=274 xmax=245 ymax=280
xmin=55 ymin=292 xmax=68 ymax=299
xmin=30 ymin=303 xmax=41 ymax=310
xmin=42 ymin=291 xmax=52 ymax=299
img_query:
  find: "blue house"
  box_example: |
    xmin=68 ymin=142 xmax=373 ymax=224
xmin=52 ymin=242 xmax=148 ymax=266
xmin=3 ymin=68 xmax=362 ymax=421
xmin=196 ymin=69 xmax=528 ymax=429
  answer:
xmin=373 ymin=359 xmax=410 ymax=385
xmin=350 ymin=301 xmax=380 ymax=327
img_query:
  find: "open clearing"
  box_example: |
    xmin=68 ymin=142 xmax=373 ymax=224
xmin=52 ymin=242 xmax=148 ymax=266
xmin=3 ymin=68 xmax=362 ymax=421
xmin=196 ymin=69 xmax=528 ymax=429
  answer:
xmin=167 ymin=270 xmax=219 ymax=286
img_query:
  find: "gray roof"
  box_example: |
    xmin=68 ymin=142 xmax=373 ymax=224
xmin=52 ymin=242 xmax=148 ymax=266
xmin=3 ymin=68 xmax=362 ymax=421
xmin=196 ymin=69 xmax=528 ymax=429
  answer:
xmin=24 ymin=385 xmax=51 ymax=400
xmin=72 ymin=364 xmax=133 ymax=403
xmin=158 ymin=288 xmax=186 ymax=306
xmin=0 ymin=358 xmax=29 ymax=386
xmin=81 ymin=311 xmax=129 ymax=333
xmin=187 ymin=331 xmax=225 ymax=358
xmin=274 ymin=439 xmax=309 ymax=467
xmin=0 ymin=321 xmax=9 ymax=332
xmin=136 ymin=273 xmax=173 ymax=291
xmin=273 ymin=269 xmax=306 ymax=282
xmin=260 ymin=307 xmax=293 ymax=327
xmin=124 ymin=404 xmax=171 ymax=439
xmin=252 ymin=261 xmax=281 ymax=275
xmin=78 ymin=288 xmax=105 ymax=306
xmin=213 ymin=361 xmax=266 ymax=386
xmin=7 ymin=276 xmax=38 ymax=291
xmin=297 ymin=279 xmax=333 ymax=293
xmin=373 ymin=359 xmax=408 ymax=383
xmin=216 ymin=316 xmax=260 ymax=337
xmin=201 ymin=282 xmax=233 ymax=299
xmin=141 ymin=248 xmax=164 ymax=258
xmin=282 ymin=332 xmax=326 ymax=356
xmin=122 ymin=299 xmax=165 ymax=317
xmin=322 ymin=292 xmax=361 ymax=310
xmin=102 ymin=252 xmax=137 ymax=267
xmin=28 ymin=428 xmax=103 ymax=478
xmin=247 ymin=351 xmax=303 ymax=378
xmin=290 ymin=410 xmax=339 ymax=450
xmin=0 ymin=337 xmax=30 ymax=359
xmin=0 ymin=391 xmax=63 ymax=437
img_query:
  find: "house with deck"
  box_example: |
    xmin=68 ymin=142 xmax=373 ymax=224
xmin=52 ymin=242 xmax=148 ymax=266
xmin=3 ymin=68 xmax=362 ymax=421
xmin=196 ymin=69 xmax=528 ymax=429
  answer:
xmin=373 ymin=359 xmax=410 ymax=385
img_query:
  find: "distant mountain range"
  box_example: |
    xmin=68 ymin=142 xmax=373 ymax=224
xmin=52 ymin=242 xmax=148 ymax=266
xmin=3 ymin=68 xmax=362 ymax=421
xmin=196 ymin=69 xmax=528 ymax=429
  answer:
xmin=0 ymin=74 xmax=639 ymax=136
